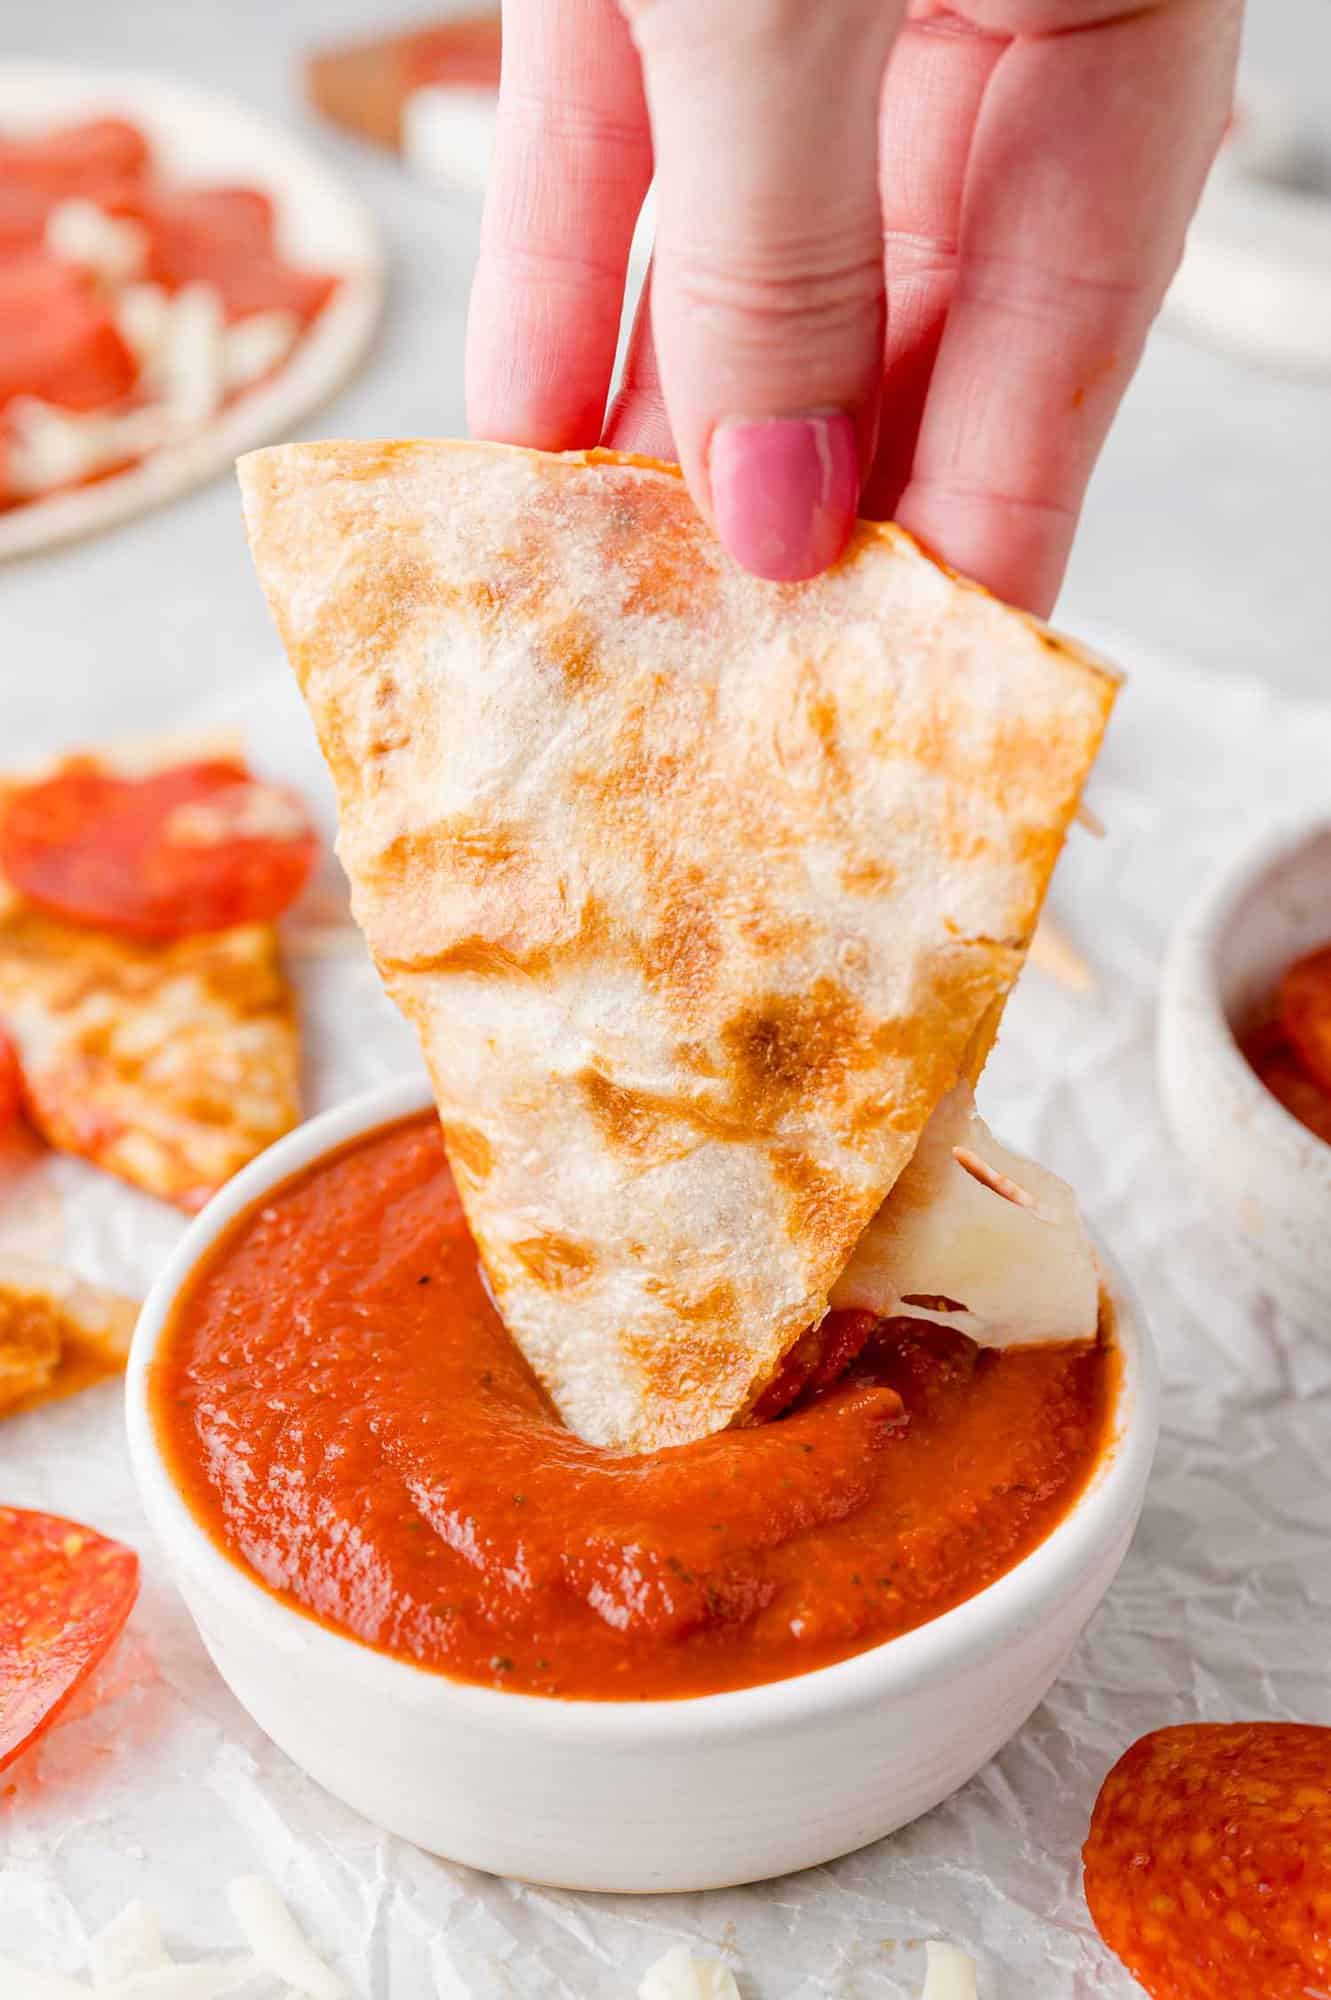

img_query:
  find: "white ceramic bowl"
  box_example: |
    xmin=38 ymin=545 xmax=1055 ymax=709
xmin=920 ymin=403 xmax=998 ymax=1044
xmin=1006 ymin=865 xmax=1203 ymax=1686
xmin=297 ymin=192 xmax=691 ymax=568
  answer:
xmin=127 ymin=1079 xmax=1158 ymax=1893
xmin=1159 ymin=815 xmax=1331 ymax=1329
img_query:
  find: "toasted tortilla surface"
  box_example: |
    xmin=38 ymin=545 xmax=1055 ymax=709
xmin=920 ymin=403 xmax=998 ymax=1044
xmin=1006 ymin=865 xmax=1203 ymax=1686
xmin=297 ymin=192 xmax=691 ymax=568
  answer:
xmin=241 ymin=440 xmax=1116 ymax=1449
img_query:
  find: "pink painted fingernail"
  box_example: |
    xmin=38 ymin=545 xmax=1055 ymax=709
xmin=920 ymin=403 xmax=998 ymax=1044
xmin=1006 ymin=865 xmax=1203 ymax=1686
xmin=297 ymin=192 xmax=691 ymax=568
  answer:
xmin=709 ymin=412 xmax=858 ymax=582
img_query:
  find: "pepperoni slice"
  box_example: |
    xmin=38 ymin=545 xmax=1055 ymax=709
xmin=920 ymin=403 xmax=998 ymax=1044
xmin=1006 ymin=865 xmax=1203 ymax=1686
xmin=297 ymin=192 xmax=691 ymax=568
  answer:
xmin=0 ymin=759 xmax=319 ymax=941
xmin=0 ymin=118 xmax=151 ymax=197
xmin=0 ymin=1507 xmax=139 ymax=1772
xmin=1278 ymin=944 xmax=1331 ymax=1096
xmin=0 ymin=1025 xmax=21 ymax=1133
xmin=0 ymin=261 xmax=137 ymax=412
xmin=110 ymin=187 xmax=337 ymax=325
xmin=1083 ymin=1722 xmax=1331 ymax=2000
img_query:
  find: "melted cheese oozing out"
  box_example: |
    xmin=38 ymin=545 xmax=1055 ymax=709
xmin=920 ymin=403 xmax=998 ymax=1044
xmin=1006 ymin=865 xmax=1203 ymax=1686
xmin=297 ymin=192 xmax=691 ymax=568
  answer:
xmin=829 ymin=1082 xmax=1099 ymax=1347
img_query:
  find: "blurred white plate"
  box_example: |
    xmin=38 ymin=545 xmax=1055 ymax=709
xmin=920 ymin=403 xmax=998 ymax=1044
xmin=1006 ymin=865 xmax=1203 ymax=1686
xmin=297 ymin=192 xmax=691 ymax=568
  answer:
xmin=0 ymin=62 xmax=385 ymax=560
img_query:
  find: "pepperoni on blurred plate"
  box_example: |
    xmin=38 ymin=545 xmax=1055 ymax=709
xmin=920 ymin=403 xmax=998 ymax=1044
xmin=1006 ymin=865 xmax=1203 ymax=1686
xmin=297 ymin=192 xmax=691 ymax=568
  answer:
xmin=111 ymin=186 xmax=338 ymax=325
xmin=0 ymin=759 xmax=319 ymax=941
xmin=0 ymin=1506 xmax=139 ymax=1773
xmin=1084 ymin=1722 xmax=1331 ymax=2000
xmin=0 ymin=258 xmax=136 ymax=412
xmin=0 ymin=118 xmax=150 ymax=198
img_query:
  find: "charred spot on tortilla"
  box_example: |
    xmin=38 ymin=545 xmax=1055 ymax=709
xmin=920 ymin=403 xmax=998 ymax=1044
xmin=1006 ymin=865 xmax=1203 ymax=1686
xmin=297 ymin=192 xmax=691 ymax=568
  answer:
xmin=539 ymin=611 xmax=602 ymax=691
xmin=770 ymin=1151 xmax=868 ymax=1265
xmin=442 ymin=1120 xmax=493 ymax=1183
xmin=722 ymin=980 xmax=871 ymax=1126
xmin=510 ymin=1234 xmax=597 ymax=1291
xmin=579 ymin=1068 xmax=667 ymax=1157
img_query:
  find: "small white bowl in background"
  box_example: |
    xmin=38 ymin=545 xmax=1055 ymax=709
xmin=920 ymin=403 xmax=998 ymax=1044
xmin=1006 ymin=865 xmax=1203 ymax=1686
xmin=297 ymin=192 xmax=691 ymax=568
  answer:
xmin=1159 ymin=815 xmax=1331 ymax=1329
xmin=127 ymin=1079 xmax=1157 ymax=1894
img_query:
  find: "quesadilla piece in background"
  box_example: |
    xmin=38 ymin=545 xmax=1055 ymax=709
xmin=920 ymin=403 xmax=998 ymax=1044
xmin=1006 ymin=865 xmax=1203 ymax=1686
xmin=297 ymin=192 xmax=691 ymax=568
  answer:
xmin=241 ymin=440 xmax=1117 ymax=1451
xmin=0 ymin=1256 xmax=138 ymax=1418
xmin=0 ymin=734 xmax=304 ymax=1211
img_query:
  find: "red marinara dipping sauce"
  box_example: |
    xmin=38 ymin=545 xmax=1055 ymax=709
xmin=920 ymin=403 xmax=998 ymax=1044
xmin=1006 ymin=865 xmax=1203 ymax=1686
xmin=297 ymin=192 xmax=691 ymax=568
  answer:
xmin=152 ymin=1114 xmax=1117 ymax=1700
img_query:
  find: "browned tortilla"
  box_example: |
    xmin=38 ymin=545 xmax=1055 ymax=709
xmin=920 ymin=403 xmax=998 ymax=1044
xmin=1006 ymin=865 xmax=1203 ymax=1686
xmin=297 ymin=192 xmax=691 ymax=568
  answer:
xmin=241 ymin=440 xmax=1117 ymax=1450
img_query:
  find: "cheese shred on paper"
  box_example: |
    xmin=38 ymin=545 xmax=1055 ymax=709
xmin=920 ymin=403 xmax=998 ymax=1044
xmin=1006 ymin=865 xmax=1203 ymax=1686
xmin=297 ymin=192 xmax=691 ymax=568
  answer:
xmin=241 ymin=440 xmax=1116 ymax=1450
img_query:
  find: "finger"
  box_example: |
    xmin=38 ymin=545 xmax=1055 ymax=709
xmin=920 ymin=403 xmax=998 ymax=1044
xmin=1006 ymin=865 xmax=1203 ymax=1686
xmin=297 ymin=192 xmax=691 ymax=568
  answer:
xmin=863 ymin=12 xmax=1006 ymax=519
xmin=624 ymin=0 xmax=906 ymax=580
xmin=466 ymin=0 xmax=654 ymax=449
xmin=895 ymin=0 xmax=1240 ymax=615
xmin=603 ymin=272 xmax=677 ymax=459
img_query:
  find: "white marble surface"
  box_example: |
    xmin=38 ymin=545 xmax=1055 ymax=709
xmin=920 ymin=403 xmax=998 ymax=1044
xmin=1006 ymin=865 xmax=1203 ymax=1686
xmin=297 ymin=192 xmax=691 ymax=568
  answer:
xmin=5 ymin=0 xmax=1331 ymax=753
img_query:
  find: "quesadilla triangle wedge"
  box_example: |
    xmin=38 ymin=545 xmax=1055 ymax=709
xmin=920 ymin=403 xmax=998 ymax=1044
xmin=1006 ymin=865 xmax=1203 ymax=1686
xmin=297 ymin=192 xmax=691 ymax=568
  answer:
xmin=241 ymin=440 xmax=1118 ymax=1451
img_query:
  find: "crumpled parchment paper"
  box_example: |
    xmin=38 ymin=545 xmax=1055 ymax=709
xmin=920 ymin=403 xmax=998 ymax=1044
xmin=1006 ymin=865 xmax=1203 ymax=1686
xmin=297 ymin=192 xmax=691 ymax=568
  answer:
xmin=3 ymin=634 xmax=1329 ymax=1998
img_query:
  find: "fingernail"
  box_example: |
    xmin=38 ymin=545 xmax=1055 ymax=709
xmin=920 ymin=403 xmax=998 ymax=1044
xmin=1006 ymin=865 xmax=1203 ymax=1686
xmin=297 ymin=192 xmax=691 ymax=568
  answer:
xmin=709 ymin=412 xmax=858 ymax=582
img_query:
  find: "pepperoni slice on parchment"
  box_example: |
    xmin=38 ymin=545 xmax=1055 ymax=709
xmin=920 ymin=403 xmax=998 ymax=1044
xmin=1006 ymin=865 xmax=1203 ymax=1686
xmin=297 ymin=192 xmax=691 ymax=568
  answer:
xmin=1083 ymin=1722 xmax=1331 ymax=2000
xmin=0 ymin=1507 xmax=139 ymax=1773
xmin=0 ymin=759 xmax=319 ymax=941
xmin=1278 ymin=944 xmax=1331 ymax=1098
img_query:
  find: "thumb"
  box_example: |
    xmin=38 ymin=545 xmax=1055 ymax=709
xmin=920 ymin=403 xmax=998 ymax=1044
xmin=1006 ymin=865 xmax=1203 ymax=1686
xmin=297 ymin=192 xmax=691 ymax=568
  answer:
xmin=623 ymin=0 xmax=902 ymax=580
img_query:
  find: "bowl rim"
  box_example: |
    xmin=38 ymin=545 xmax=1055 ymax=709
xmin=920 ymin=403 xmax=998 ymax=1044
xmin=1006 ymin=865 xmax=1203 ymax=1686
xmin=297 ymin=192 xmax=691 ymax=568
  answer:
xmin=126 ymin=1076 xmax=1159 ymax=1744
xmin=1160 ymin=810 xmax=1331 ymax=1160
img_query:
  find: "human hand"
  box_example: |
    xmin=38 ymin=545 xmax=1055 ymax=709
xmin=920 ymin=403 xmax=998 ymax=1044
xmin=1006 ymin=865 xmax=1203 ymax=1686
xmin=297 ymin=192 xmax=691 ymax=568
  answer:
xmin=466 ymin=0 xmax=1241 ymax=612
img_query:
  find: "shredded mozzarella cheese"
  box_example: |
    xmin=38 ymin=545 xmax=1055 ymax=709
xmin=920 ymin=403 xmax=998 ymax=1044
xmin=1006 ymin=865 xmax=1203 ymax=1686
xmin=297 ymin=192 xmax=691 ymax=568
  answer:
xmin=223 ymin=311 xmax=300 ymax=390
xmin=115 ymin=284 xmax=172 ymax=373
xmin=6 ymin=398 xmax=172 ymax=497
xmin=922 ymin=1939 xmax=980 ymax=2000
xmin=157 ymin=284 xmax=225 ymax=429
xmin=88 ymin=1899 xmax=166 ymax=1986
xmin=4 ymin=1882 xmax=336 ymax=2000
xmin=8 ymin=1889 xmax=976 ymax=2000
xmin=45 ymin=200 xmax=148 ymax=286
xmin=225 ymin=1878 xmax=344 ymax=2000
xmin=639 ymin=1946 xmax=741 ymax=2000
